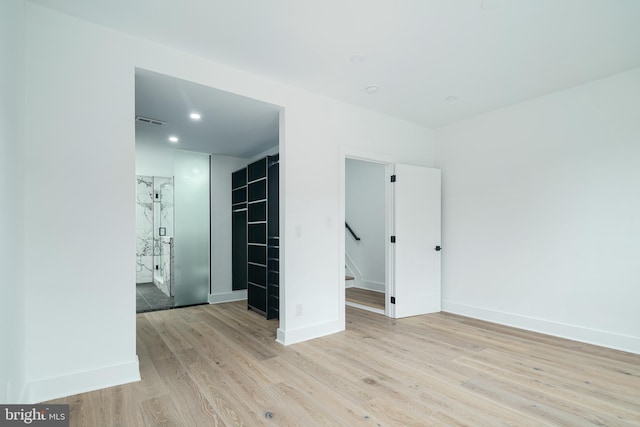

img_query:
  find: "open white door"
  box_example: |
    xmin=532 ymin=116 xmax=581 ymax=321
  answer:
xmin=392 ymin=164 xmax=441 ymax=318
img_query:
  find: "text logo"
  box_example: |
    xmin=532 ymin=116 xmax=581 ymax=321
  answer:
xmin=0 ymin=405 xmax=68 ymax=426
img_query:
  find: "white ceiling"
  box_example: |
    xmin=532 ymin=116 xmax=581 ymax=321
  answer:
xmin=30 ymin=0 xmax=640 ymax=129
xmin=135 ymin=69 xmax=280 ymax=158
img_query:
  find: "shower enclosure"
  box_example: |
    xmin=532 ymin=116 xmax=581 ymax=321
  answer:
xmin=136 ymin=175 xmax=174 ymax=296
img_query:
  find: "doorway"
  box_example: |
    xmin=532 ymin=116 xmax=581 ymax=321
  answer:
xmin=341 ymin=152 xmax=442 ymax=321
xmin=134 ymin=68 xmax=282 ymax=315
xmin=344 ymin=157 xmax=390 ymax=315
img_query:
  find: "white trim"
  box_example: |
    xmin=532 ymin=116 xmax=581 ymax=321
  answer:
xmin=340 ymin=147 xmax=394 ymax=318
xmin=276 ymin=318 xmax=342 ymax=346
xmin=19 ymin=383 xmax=28 ymax=404
xmin=358 ymin=280 xmax=385 ymax=292
xmin=346 ymin=301 xmax=385 ymax=315
xmin=442 ymin=301 xmax=640 ymax=355
xmin=26 ymin=357 xmax=140 ymax=404
xmin=344 ymin=252 xmax=363 ymax=288
xmin=344 ymin=253 xmax=385 ymax=292
xmin=345 ymin=252 xmax=364 ymax=279
xmin=277 ymin=108 xmax=286 ymax=340
xmin=344 ymin=265 xmax=356 ymax=289
xmin=209 ymin=290 xmax=247 ymax=304
xmin=3 ymin=379 xmax=28 ymax=404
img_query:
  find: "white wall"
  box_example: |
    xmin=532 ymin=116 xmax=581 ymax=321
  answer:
xmin=135 ymin=138 xmax=175 ymax=177
xmin=0 ymin=0 xmax=27 ymax=403
xmin=282 ymin=100 xmax=434 ymax=344
xmin=345 ymin=159 xmax=386 ymax=291
xmin=26 ymin=0 xmax=638 ymax=405
xmin=435 ymin=68 xmax=640 ymax=354
xmin=24 ymin=5 xmax=140 ymax=403
xmin=22 ymin=3 xmax=433 ymax=402
xmin=210 ymin=154 xmax=250 ymax=303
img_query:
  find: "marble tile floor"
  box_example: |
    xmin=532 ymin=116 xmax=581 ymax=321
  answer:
xmin=136 ymin=282 xmax=174 ymax=313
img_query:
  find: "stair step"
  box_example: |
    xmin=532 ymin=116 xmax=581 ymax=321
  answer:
xmin=345 ymin=276 xmax=355 ymax=281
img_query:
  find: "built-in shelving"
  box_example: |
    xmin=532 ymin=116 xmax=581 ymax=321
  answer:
xmin=266 ymin=154 xmax=279 ymax=320
xmin=232 ymin=155 xmax=279 ymax=319
xmin=231 ymin=168 xmax=248 ymax=291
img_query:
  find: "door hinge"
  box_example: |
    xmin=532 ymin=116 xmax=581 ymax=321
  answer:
xmin=390 ymin=236 xmax=396 ymax=243
xmin=390 ymin=174 xmax=396 ymax=182
xmin=390 ymin=296 xmax=396 ymax=304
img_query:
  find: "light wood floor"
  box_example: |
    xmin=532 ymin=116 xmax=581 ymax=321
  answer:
xmin=47 ymin=301 xmax=640 ymax=426
xmin=346 ymin=287 xmax=385 ymax=310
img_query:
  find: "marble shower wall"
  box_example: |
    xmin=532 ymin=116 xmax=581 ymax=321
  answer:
xmin=136 ymin=176 xmax=154 ymax=283
xmin=157 ymin=237 xmax=174 ymax=296
xmin=136 ymin=175 xmax=174 ymax=295
xmin=153 ymin=177 xmax=174 ymax=257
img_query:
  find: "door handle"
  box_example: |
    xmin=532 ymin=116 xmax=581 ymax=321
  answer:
xmin=435 ymin=246 xmax=441 ymax=251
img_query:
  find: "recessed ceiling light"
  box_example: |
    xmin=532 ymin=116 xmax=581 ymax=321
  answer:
xmin=350 ymin=55 xmax=365 ymax=63
xmin=168 ymin=136 xmax=179 ymax=143
xmin=446 ymin=95 xmax=458 ymax=102
xmin=190 ymin=113 xmax=201 ymax=120
xmin=366 ymin=85 xmax=379 ymax=94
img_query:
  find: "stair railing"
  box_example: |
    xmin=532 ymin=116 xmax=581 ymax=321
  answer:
xmin=345 ymin=222 xmax=361 ymax=241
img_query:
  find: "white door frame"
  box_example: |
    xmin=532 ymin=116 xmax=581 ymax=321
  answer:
xmin=340 ymin=148 xmax=398 ymax=318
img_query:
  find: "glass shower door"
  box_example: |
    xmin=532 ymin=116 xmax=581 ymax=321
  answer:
xmin=153 ymin=176 xmax=174 ymax=297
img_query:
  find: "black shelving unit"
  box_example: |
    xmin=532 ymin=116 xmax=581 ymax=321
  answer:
xmin=267 ymin=154 xmax=279 ymax=320
xmin=247 ymin=157 xmax=268 ymax=315
xmin=231 ymin=168 xmax=247 ymax=291
xmin=233 ymin=154 xmax=279 ymax=319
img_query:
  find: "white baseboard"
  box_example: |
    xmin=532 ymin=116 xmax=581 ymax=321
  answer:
xmin=3 ymin=379 xmax=28 ymax=404
xmin=346 ymin=301 xmax=385 ymax=315
xmin=27 ymin=357 xmax=140 ymax=403
xmin=276 ymin=319 xmax=343 ymax=346
xmin=345 ymin=254 xmax=385 ymax=292
xmin=442 ymin=300 xmax=640 ymax=355
xmin=19 ymin=383 xmax=28 ymax=404
xmin=356 ymin=281 xmax=385 ymax=292
xmin=209 ymin=290 xmax=247 ymax=304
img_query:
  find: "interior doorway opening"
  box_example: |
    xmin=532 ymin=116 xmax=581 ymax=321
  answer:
xmin=344 ymin=157 xmax=391 ymax=316
xmin=341 ymin=153 xmax=442 ymax=323
xmin=134 ymin=68 xmax=282 ymax=318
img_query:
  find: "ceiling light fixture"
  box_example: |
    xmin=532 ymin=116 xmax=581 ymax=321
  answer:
xmin=190 ymin=113 xmax=201 ymax=120
xmin=350 ymin=55 xmax=365 ymax=63
xmin=366 ymin=85 xmax=379 ymax=94
xmin=168 ymin=136 xmax=179 ymax=143
xmin=446 ymin=95 xmax=458 ymax=102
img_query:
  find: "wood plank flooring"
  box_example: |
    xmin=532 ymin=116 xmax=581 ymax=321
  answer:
xmin=346 ymin=287 xmax=385 ymax=310
xmin=47 ymin=301 xmax=640 ymax=426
